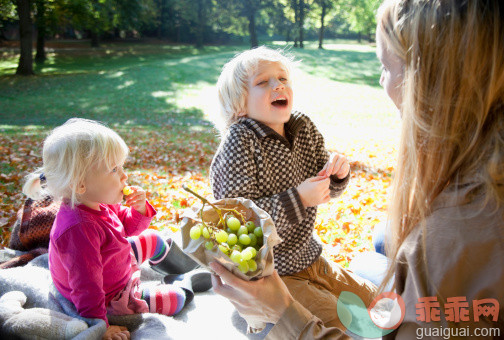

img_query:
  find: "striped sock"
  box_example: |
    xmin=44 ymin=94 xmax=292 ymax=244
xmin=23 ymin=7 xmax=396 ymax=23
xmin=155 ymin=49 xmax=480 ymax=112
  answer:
xmin=141 ymin=285 xmax=186 ymax=316
xmin=128 ymin=230 xmax=169 ymax=265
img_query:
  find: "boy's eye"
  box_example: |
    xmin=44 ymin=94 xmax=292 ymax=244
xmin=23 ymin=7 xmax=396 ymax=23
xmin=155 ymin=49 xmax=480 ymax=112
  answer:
xmin=280 ymin=77 xmax=288 ymax=82
xmin=257 ymin=80 xmax=266 ymax=86
xmin=111 ymin=166 xmax=118 ymax=173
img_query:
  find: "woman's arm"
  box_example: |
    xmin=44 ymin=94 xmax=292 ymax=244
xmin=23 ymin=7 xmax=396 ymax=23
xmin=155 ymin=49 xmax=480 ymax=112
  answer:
xmin=210 ymin=262 xmax=349 ymax=339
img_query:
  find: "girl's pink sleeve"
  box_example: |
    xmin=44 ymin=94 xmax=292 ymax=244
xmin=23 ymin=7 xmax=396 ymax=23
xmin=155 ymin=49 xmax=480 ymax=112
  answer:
xmin=53 ymin=222 xmax=110 ymax=326
xmin=110 ymin=202 xmax=156 ymax=236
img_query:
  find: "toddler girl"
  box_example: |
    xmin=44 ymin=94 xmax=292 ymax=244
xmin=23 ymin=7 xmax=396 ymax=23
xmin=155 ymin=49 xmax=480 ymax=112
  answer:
xmin=23 ymin=118 xmax=189 ymax=339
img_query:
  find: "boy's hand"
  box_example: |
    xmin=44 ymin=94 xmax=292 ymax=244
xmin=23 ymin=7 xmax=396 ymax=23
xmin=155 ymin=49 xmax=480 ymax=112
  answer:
xmin=102 ymin=325 xmax=130 ymax=340
xmin=296 ymin=176 xmax=330 ymax=208
xmin=124 ymin=186 xmax=147 ymax=215
xmin=318 ymin=152 xmax=350 ymax=179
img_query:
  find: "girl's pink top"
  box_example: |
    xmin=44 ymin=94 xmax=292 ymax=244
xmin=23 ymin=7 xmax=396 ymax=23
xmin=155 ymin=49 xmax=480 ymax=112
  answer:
xmin=48 ymin=201 xmax=156 ymax=325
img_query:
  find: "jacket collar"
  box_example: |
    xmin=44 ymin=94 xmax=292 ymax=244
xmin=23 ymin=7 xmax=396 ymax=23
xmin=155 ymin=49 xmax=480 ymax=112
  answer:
xmin=237 ymin=111 xmax=307 ymax=149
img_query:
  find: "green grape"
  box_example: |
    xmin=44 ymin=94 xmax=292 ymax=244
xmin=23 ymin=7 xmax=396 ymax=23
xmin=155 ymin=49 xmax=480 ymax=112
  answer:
xmin=226 ymin=216 xmax=241 ymax=231
xmin=205 ymin=241 xmax=214 ymax=250
xmin=232 ymin=244 xmax=242 ymax=252
xmin=227 ymin=233 xmax=238 ymax=246
xmin=238 ymin=225 xmax=248 ymax=236
xmin=247 ymin=259 xmax=257 ymax=272
xmin=245 ymin=246 xmax=257 ymax=258
xmin=215 ymin=230 xmax=228 ymax=243
xmin=218 ymin=244 xmax=230 ymax=255
xmin=198 ymin=223 xmax=204 ymax=232
xmin=245 ymin=221 xmax=256 ymax=233
xmin=248 ymin=233 xmax=257 ymax=246
xmin=202 ymin=227 xmax=210 ymax=239
xmin=190 ymin=226 xmax=202 ymax=240
xmin=230 ymin=250 xmax=242 ymax=263
xmin=254 ymin=227 xmax=263 ymax=238
xmin=237 ymin=259 xmax=249 ymax=274
xmin=239 ymin=234 xmax=251 ymax=246
xmin=241 ymin=248 xmax=253 ymax=261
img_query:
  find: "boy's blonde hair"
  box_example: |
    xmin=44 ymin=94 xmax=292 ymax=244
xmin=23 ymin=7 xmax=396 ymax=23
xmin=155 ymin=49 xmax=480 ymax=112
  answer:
xmin=377 ymin=0 xmax=504 ymax=294
xmin=215 ymin=46 xmax=296 ymax=135
xmin=23 ymin=118 xmax=129 ymax=208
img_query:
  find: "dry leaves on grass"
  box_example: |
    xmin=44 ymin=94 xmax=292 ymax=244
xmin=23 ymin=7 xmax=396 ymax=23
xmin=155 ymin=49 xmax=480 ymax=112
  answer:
xmin=0 ymin=128 xmax=396 ymax=268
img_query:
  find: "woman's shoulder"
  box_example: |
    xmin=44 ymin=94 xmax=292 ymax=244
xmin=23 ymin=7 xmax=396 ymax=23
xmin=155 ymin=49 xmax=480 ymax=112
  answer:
xmin=399 ymin=192 xmax=504 ymax=297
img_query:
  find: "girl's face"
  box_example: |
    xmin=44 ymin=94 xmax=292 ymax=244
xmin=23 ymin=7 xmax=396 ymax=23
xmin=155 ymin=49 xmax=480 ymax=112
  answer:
xmin=78 ymin=159 xmax=128 ymax=210
xmin=376 ymin=28 xmax=405 ymax=111
xmin=242 ymin=61 xmax=293 ymax=136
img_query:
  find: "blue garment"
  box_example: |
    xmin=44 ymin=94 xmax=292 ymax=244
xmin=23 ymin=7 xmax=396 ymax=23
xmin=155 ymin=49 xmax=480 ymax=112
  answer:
xmin=349 ymin=221 xmax=393 ymax=290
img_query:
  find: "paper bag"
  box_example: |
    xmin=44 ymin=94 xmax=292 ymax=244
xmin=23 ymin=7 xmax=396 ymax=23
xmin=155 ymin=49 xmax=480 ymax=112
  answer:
xmin=180 ymin=197 xmax=281 ymax=281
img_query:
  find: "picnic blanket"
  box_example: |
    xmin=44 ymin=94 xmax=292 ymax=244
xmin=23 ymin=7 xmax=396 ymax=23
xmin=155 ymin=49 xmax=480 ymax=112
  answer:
xmin=0 ymin=231 xmax=274 ymax=340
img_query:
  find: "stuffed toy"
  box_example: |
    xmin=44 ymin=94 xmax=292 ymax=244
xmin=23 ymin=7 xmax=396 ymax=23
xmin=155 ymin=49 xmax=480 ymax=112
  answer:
xmin=0 ymin=291 xmax=88 ymax=339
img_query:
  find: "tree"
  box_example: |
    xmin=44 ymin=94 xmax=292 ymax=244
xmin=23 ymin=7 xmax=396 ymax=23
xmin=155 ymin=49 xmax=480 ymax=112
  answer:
xmin=15 ymin=0 xmax=34 ymax=75
xmin=287 ymin=0 xmax=309 ymax=48
xmin=313 ymin=0 xmax=334 ymax=49
xmin=215 ymin=0 xmax=262 ymax=48
xmin=342 ymin=0 xmax=380 ymax=42
xmin=35 ymin=0 xmax=46 ymax=62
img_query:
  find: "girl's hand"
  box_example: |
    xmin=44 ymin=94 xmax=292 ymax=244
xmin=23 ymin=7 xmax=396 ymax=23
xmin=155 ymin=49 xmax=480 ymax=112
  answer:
xmin=296 ymin=176 xmax=331 ymax=208
xmin=124 ymin=186 xmax=147 ymax=215
xmin=210 ymin=262 xmax=294 ymax=325
xmin=102 ymin=325 xmax=130 ymax=340
xmin=318 ymin=152 xmax=350 ymax=179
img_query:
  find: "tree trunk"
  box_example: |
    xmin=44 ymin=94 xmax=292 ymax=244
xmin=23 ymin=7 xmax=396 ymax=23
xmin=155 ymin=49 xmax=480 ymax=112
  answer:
xmin=318 ymin=2 xmax=326 ymax=49
xmin=16 ymin=0 xmax=34 ymax=75
xmin=247 ymin=10 xmax=258 ymax=48
xmin=357 ymin=31 xmax=362 ymax=43
xmin=298 ymin=0 xmax=304 ymax=48
xmin=292 ymin=0 xmax=298 ymax=47
xmin=156 ymin=0 xmax=164 ymax=39
xmin=195 ymin=0 xmax=204 ymax=48
xmin=90 ymin=30 xmax=99 ymax=47
xmin=35 ymin=0 xmax=46 ymax=63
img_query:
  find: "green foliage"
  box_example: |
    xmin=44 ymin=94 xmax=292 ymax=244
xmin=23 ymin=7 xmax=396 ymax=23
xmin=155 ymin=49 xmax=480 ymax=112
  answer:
xmin=340 ymin=0 xmax=381 ymax=38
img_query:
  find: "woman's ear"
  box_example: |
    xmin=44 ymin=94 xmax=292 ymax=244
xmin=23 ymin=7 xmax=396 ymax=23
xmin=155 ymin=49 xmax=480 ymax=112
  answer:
xmin=237 ymin=112 xmax=247 ymax=117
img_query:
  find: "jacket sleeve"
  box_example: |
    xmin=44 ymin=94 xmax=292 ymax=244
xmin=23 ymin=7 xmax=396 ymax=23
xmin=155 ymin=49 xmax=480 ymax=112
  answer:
xmin=53 ymin=222 xmax=109 ymax=326
xmin=308 ymin=117 xmax=350 ymax=198
xmin=210 ymin=126 xmax=308 ymax=231
xmin=111 ymin=202 xmax=157 ymax=236
xmin=267 ymin=301 xmax=351 ymax=340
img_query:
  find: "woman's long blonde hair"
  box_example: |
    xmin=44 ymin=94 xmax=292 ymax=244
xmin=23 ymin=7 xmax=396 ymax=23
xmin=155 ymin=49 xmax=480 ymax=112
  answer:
xmin=377 ymin=0 xmax=504 ymax=293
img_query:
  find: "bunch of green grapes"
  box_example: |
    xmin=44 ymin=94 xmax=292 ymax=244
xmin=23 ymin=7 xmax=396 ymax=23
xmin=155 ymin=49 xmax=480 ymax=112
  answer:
xmin=189 ymin=215 xmax=264 ymax=274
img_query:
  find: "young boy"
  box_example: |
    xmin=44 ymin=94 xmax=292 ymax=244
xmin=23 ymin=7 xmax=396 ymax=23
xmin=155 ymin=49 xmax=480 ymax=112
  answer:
xmin=210 ymin=47 xmax=376 ymax=330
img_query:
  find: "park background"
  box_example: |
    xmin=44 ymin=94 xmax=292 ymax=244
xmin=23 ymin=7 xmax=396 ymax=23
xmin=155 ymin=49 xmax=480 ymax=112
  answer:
xmin=0 ymin=0 xmax=400 ymax=268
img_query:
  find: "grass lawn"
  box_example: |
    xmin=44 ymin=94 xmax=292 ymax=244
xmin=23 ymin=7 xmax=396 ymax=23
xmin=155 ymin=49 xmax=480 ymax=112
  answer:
xmin=0 ymin=40 xmax=400 ymax=267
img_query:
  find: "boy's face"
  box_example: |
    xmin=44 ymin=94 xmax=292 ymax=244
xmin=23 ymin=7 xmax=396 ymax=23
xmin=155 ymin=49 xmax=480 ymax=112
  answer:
xmin=243 ymin=61 xmax=293 ymax=133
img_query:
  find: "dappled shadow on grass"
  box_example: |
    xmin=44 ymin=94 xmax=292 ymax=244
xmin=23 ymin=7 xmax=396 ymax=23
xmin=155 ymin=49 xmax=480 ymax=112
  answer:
xmin=0 ymin=46 xmax=242 ymax=128
xmin=293 ymin=47 xmax=381 ymax=88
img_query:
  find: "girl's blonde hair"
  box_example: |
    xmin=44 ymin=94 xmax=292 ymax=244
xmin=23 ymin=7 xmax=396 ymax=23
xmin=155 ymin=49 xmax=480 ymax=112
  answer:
xmin=215 ymin=46 xmax=296 ymax=135
xmin=23 ymin=118 xmax=129 ymax=208
xmin=378 ymin=0 xmax=504 ymax=294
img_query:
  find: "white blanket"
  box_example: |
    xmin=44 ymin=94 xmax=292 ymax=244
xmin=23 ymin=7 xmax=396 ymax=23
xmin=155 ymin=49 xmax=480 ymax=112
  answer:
xmin=0 ymin=248 xmax=273 ymax=339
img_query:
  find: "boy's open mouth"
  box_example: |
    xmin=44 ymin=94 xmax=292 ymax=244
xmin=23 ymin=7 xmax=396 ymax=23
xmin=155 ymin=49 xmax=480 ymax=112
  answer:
xmin=271 ymin=98 xmax=288 ymax=107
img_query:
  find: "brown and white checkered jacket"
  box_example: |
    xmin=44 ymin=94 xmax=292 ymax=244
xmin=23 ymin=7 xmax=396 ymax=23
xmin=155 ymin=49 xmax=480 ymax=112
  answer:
xmin=210 ymin=111 xmax=349 ymax=275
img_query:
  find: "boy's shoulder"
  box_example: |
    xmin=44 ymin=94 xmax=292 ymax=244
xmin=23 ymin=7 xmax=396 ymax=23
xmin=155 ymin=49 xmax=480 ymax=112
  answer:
xmin=225 ymin=119 xmax=262 ymax=140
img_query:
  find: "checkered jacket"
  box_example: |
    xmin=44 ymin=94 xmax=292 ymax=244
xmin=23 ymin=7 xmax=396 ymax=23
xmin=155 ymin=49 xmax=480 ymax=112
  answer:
xmin=210 ymin=111 xmax=349 ymax=275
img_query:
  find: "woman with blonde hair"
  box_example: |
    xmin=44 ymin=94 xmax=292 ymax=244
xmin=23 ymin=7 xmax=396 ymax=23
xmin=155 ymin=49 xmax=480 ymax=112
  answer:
xmin=209 ymin=0 xmax=504 ymax=338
